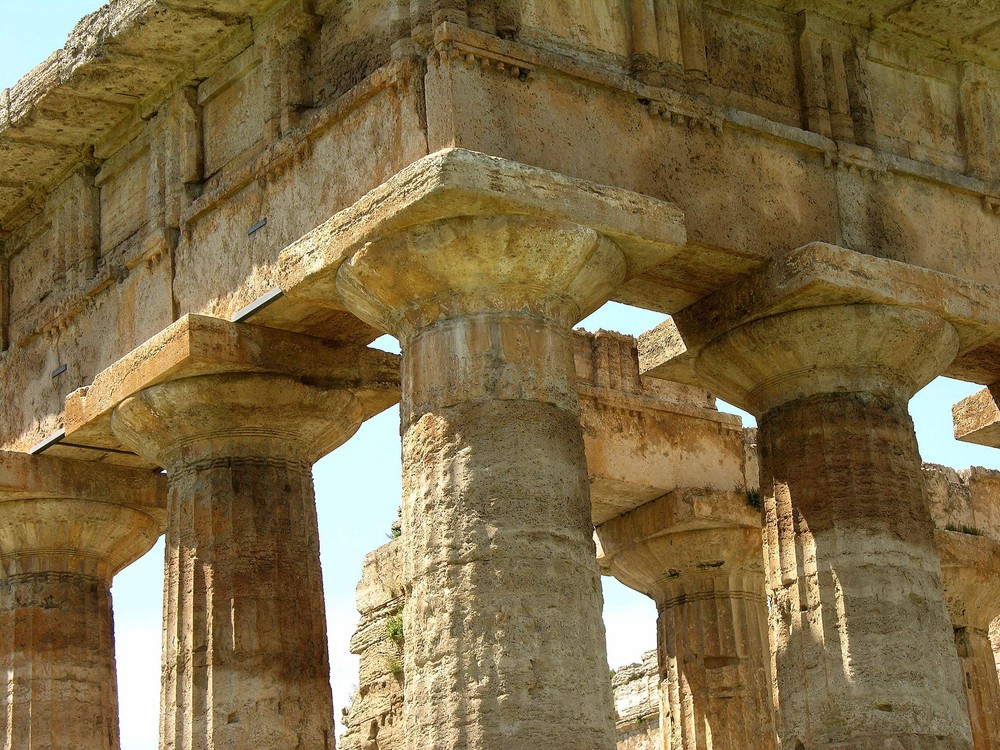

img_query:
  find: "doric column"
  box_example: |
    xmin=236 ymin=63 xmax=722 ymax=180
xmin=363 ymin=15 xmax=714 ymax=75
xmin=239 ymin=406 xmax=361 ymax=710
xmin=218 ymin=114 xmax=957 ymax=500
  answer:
xmin=111 ymin=373 xmax=363 ymax=750
xmin=0 ymin=451 xmax=166 ymax=750
xmin=638 ymin=244 xmax=1000 ymax=749
xmin=695 ymin=305 xmax=969 ymax=747
xmin=336 ymin=214 xmax=626 ymax=750
xmin=598 ymin=491 xmax=775 ymax=750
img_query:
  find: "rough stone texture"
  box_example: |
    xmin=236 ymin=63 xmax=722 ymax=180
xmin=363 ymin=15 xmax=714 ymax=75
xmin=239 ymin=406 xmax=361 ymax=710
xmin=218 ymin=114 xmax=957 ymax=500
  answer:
xmin=4 ymin=0 xmax=1000 ymax=456
xmin=4 ymin=2 xmax=1000 ymax=748
xmin=110 ymin=373 xmax=362 ymax=750
xmin=653 ymin=299 xmax=973 ymax=749
xmin=953 ymin=386 xmax=1000 ymax=448
xmin=574 ymin=329 xmax=745 ymax=525
xmin=61 ymin=314 xmax=400 ymax=468
xmin=340 ymin=540 xmax=405 ymax=750
xmin=993 ymin=621 xmax=1000 ymax=682
xmin=760 ymin=389 xmax=967 ymax=745
xmin=598 ymin=491 xmax=775 ymax=750
xmin=611 ymin=651 xmax=662 ymax=750
xmin=337 ymin=214 xmax=630 ymax=750
xmin=924 ymin=465 xmax=1000 ymax=750
xmin=0 ymin=451 xmax=166 ymax=750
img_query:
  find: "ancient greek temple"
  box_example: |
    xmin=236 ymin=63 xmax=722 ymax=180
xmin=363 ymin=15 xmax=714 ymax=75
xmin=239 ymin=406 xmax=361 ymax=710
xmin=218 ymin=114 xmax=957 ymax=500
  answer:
xmin=1 ymin=1 xmax=1000 ymax=749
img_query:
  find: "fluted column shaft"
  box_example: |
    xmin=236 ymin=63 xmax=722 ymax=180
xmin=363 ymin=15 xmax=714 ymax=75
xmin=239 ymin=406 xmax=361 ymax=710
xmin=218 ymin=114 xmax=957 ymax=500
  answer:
xmin=658 ymin=566 xmax=772 ymax=750
xmin=691 ymin=303 xmax=972 ymax=749
xmin=337 ymin=215 xmax=625 ymax=750
xmin=760 ymin=393 xmax=969 ymax=747
xmin=112 ymin=373 xmax=363 ymax=750
xmin=159 ymin=452 xmax=331 ymax=750
xmin=401 ymin=317 xmax=611 ymax=750
xmin=0 ymin=568 xmax=118 ymax=750
xmin=597 ymin=496 xmax=776 ymax=750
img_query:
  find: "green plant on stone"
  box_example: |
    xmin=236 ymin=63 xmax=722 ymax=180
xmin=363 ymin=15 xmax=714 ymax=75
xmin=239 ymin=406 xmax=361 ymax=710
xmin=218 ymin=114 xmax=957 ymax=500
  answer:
xmin=386 ymin=614 xmax=404 ymax=643
xmin=746 ymin=488 xmax=762 ymax=512
xmin=945 ymin=523 xmax=984 ymax=536
xmin=386 ymin=656 xmax=404 ymax=680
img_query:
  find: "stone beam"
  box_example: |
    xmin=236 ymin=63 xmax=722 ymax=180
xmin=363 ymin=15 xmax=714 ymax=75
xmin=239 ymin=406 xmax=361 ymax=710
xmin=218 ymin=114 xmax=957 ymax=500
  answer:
xmin=59 ymin=313 xmax=400 ymax=467
xmin=639 ymin=242 xmax=1000 ymax=395
xmin=0 ymin=450 xmax=166 ymax=750
xmin=574 ymin=329 xmax=746 ymax=525
xmin=953 ymin=386 xmax=1000 ymax=448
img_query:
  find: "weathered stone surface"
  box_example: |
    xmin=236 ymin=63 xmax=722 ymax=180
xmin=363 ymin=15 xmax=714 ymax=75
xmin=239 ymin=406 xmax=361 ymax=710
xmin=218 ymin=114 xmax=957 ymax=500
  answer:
xmin=340 ymin=540 xmax=405 ymax=750
xmin=646 ymin=285 xmax=972 ymax=746
xmin=337 ymin=210 xmax=636 ymax=750
xmin=61 ymin=313 xmax=400 ymax=466
xmin=611 ymin=651 xmax=662 ymax=750
xmin=597 ymin=491 xmax=776 ymax=750
xmin=992 ymin=621 xmax=1000 ymax=683
xmin=638 ymin=242 xmax=1000 ymax=395
xmin=0 ymin=451 xmax=166 ymax=750
xmin=953 ymin=386 xmax=1000 ymax=448
xmin=4 ymin=2 xmax=1000 ymax=749
xmin=110 ymin=373 xmax=360 ymax=750
xmin=574 ymin=329 xmax=745 ymax=525
xmin=924 ymin=465 xmax=1000 ymax=750
xmin=4 ymin=0 xmax=1000 ymax=462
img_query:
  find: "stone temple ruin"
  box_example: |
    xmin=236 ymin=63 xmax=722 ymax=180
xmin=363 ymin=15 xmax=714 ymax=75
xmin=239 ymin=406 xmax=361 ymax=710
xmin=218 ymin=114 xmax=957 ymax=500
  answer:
xmin=2 ymin=1 xmax=1000 ymax=749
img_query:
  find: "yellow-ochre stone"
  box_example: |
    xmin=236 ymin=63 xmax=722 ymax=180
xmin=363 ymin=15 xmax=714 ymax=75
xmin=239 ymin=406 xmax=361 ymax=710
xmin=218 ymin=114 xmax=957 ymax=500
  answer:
xmin=2 ymin=2 xmax=1000 ymax=749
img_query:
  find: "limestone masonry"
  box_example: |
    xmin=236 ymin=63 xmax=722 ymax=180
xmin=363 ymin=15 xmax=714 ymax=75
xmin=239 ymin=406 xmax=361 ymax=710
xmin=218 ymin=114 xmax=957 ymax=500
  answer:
xmin=2 ymin=1 xmax=1000 ymax=748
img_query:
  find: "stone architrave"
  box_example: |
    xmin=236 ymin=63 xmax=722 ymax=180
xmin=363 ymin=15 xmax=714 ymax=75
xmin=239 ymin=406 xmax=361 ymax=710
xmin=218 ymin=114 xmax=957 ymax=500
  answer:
xmin=0 ymin=451 xmax=166 ymax=750
xmin=334 ymin=150 xmax=687 ymax=750
xmin=597 ymin=491 xmax=775 ymax=750
xmin=640 ymin=243 xmax=1000 ymax=749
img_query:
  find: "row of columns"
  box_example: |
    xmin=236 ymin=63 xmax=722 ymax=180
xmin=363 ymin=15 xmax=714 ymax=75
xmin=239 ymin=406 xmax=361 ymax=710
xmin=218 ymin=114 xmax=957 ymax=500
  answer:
xmin=0 ymin=163 xmax=998 ymax=750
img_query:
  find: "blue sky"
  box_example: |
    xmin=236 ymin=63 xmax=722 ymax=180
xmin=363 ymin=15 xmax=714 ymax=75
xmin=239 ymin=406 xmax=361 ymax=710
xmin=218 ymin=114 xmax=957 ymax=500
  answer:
xmin=3 ymin=4 xmax=999 ymax=748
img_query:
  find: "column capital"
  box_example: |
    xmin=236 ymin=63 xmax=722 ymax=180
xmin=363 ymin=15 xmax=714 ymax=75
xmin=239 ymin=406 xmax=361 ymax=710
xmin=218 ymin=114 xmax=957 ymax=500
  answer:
xmin=697 ymin=304 xmax=958 ymax=413
xmin=638 ymin=243 xmax=1000 ymax=414
xmin=0 ymin=451 xmax=166 ymax=582
xmin=63 ymin=314 xmax=399 ymax=468
xmin=110 ymin=372 xmax=363 ymax=469
xmin=596 ymin=490 xmax=764 ymax=601
xmin=273 ymin=148 xmax=684 ymax=333
xmin=337 ymin=214 xmax=626 ymax=338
